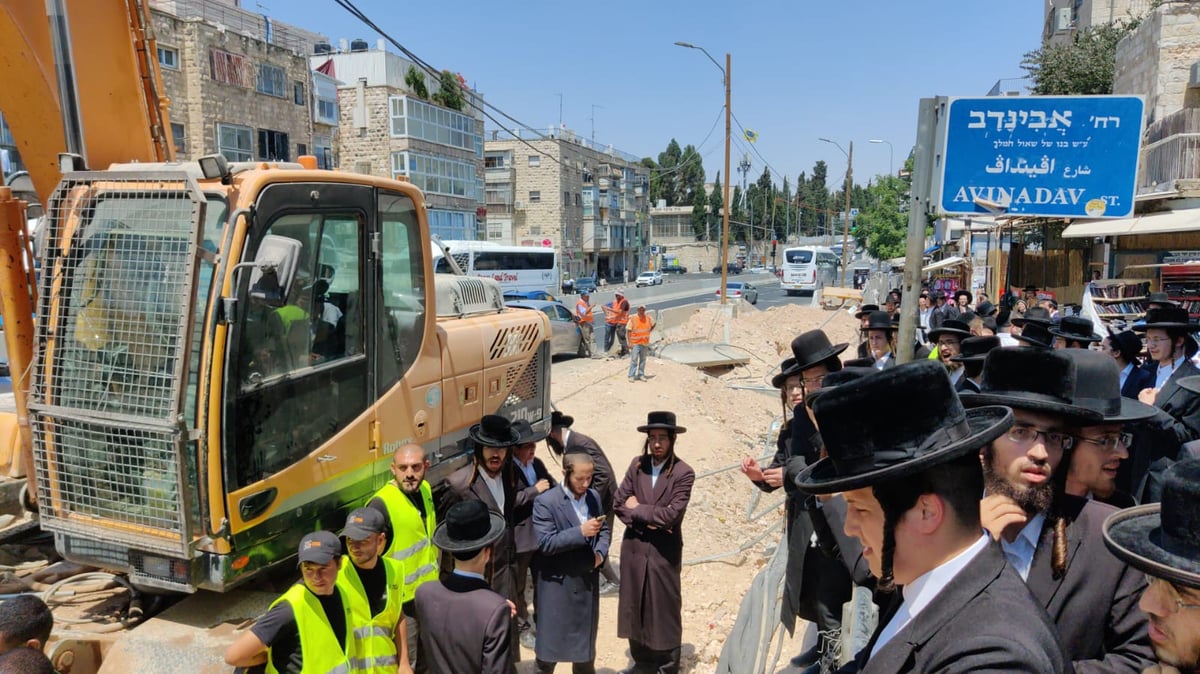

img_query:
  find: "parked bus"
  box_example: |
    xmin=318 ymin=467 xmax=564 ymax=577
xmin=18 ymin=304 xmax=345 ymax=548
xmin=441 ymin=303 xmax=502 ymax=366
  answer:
xmin=780 ymin=245 xmax=840 ymax=295
xmin=433 ymin=240 xmax=559 ymax=296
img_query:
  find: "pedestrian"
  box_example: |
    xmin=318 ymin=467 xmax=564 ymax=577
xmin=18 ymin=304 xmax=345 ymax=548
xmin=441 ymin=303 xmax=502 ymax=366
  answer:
xmin=367 ymin=443 xmax=438 ymax=673
xmin=853 ymin=304 xmax=880 ymax=359
xmin=929 ymin=291 xmax=950 ymax=330
xmin=337 ymin=507 xmax=412 ymax=673
xmin=1014 ymin=321 xmax=1056 ymax=349
xmin=964 ymin=347 xmax=1155 ymax=671
xmin=575 ymin=293 xmax=594 ymax=358
xmin=546 ymin=410 xmax=620 ymax=595
xmin=225 ymin=531 xmax=354 ymax=672
xmin=531 ymin=453 xmax=611 ymax=673
xmin=917 ymin=293 xmax=934 ymax=345
xmin=926 ymin=318 xmax=971 ymax=390
xmin=603 ymin=292 xmax=630 ymax=357
xmin=0 ymin=595 xmax=51 ymax=658
xmin=510 ymin=419 xmax=555 ymax=647
xmin=1103 ymin=458 xmax=1200 ymax=674
xmin=1105 ymin=330 xmax=1153 ymax=400
xmin=794 ymin=360 xmax=1068 ymax=673
xmin=1049 ymin=316 xmax=1103 ymax=350
xmin=947 ymin=335 xmax=999 ymax=394
xmin=614 ymin=411 xmax=695 ymax=674
xmin=954 ymin=288 xmax=972 ymax=315
xmin=416 ymin=500 xmax=514 ymax=674
xmin=627 ymin=305 xmax=655 ymax=382
xmin=861 ymin=311 xmax=898 ymax=369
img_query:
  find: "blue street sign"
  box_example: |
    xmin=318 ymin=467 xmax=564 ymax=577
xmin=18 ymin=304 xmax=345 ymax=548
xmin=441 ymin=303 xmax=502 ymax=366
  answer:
xmin=939 ymin=95 xmax=1144 ymax=218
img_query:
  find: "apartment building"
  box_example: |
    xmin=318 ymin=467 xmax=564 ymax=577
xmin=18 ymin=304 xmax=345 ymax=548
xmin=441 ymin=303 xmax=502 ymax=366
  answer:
xmin=1042 ymin=0 xmax=1153 ymax=46
xmin=484 ymin=130 xmax=649 ymax=280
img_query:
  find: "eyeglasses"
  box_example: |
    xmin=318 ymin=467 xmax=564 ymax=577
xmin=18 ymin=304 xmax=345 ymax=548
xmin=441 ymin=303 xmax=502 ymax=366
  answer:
xmin=1146 ymin=574 xmax=1200 ymax=612
xmin=1073 ymin=432 xmax=1133 ymax=452
xmin=936 ymin=339 xmax=960 ymax=349
xmin=1145 ymin=337 xmax=1173 ymax=346
xmin=1006 ymin=424 xmax=1074 ymax=451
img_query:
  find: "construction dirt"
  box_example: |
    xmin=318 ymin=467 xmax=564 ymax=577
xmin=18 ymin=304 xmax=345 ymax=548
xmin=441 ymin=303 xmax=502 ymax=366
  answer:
xmin=517 ymin=301 xmax=862 ymax=673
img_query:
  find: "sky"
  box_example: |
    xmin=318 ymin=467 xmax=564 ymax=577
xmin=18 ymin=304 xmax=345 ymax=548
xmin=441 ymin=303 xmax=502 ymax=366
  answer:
xmin=265 ymin=0 xmax=1045 ymax=189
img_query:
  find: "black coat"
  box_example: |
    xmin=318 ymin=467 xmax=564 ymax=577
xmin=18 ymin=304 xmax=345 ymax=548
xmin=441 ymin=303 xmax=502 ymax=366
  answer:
xmin=840 ymin=541 xmax=1068 ymax=674
xmin=512 ymin=457 xmax=556 ymax=554
xmin=563 ymin=430 xmax=616 ymax=513
xmin=1119 ymin=362 xmax=1154 ymax=400
xmin=1027 ymin=495 xmax=1154 ymax=673
xmin=415 ymin=573 xmax=512 ymax=674
xmin=1123 ymin=359 xmax=1200 ymax=500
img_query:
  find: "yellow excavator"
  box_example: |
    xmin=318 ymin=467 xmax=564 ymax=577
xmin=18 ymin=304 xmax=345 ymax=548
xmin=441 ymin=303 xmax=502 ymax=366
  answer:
xmin=0 ymin=2 xmax=551 ymax=670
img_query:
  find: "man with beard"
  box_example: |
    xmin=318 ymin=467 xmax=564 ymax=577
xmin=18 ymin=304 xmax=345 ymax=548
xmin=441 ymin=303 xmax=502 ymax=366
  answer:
xmin=963 ymin=347 xmax=1155 ymax=672
xmin=509 ymin=420 xmax=554 ymax=646
xmin=794 ymin=361 xmax=1066 ymax=673
xmin=925 ymin=318 xmax=971 ymax=390
xmin=369 ymin=443 xmax=438 ymax=673
xmin=614 ymin=411 xmax=695 ymax=674
xmin=1104 ymin=459 xmax=1200 ymax=674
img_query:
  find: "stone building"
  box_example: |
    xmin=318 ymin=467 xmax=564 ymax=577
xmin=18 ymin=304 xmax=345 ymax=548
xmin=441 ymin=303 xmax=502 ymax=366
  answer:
xmin=1041 ymin=0 xmax=1153 ymax=46
xmin=484 ymin=130 xmax=648 ymax=281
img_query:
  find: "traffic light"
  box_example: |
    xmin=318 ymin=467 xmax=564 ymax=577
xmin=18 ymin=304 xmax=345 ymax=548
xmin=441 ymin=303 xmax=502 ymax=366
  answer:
xmin=771 ymin=240 xmax=777 ymax=258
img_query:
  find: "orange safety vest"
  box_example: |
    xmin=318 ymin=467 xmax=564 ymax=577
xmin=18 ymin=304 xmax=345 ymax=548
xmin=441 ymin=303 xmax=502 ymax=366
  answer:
xmin=576 ymin=299 xmax=593 ymax=323
xmin=628 ymin=314 xmax=653 ymax=345
xmin=608 ymin=298 xmax=630 ymax=326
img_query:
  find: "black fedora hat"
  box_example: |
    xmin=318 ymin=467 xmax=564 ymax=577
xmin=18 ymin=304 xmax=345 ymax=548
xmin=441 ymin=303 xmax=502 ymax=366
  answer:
xmin=1103 ymin=458 xmax=1200 ymax=589
xmin=860 ymin=310 xmax=897 ymax=332
xmin=1146 ymin=291 xmax=1177 ymax=308
xmin=950 ymin=336 xmax=1000 ymax=364
xmin=550 ymin=410 xmax=574 ymax=428
xmin=1011 ymin=305 xmax=1053 ymax=328
xmin=1022 ymin=284 xmax=1039 ymax=293
xmin=954 ymin=289 xmax=972 ymax=303
xmin=854 ymin=304 xmax=880 ymax=319
xmin=637 ymin=410 xmax=686 ymax=434
xmin=1135 ymin=306 xmax=1199 ymax=332
xmin=976 ymin=300 xmax=998 ymax=318
xmin=468 ymin=414 xmax=520 ymax=447
xmin=771 ymin=357 xmax=801 ymax=389
xmin=842 ymin=357 xmax=875 ymax=368
xmin=791 ymin=330 xmax=848 ymax=371
xmin=927 ymin=319 xmax=972 ymax=343
xmin=432 ymin=500 xmax=506 ymax=553
xmin=1014 ymin=321 xmax=1055 ymax=349
xmin=1060 ymin=349 xmax=1156 ymax=423
xmin=795 ymin=360 xmax=1013 ymax=494
xmin=511 ymin=419 xmax=549 ymax=444
xmin=802 ymin=366 xmax=877 ymax=409
xmin=961 ymin=348 xmax=1103 ymax=423
xmin=1049 ymin=315 xmax=1102 ymax=344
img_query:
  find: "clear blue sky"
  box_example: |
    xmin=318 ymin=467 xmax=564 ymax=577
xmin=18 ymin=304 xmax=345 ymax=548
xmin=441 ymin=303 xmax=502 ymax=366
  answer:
xmin=266 ymin=0 xmax=1043 ymax=188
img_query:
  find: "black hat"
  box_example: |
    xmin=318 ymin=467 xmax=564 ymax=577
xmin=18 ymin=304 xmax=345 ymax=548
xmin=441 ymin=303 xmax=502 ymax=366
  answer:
xmin=1135 ymin=306 xmax=1199 ymax=332
xmin=961 ymin=348 xmax=1103 ymax=423
xmin=854 ymin=304 xmax=880 ymax=319
xmin=512 ymin=419 xmax=549 ymax=444
xmin=927 ymin=319 xmax=972 ymax=342
xmin=795 ymin=361 xmax=1012 ymax=494
xmin=341 ymin=507 xmax=386 ymax=540
xmin=1103 ymin=458 xmax=1200 ymax=590
xmin=772 ymin=357 xmax=801 ymax=389
xmin=1146 ymin=291 xmax=1177 ymax=308
xmin=1175 ymin=375 xmax=1200 ymax=397
xmin=982 ymin=316 xmax=998 ymax=333
xmin=860 ymin=310 xmax=897 ymax=332
xmin=995 ymin=310 xmax=1012 ymax=329
xmin=1023 ymin=285 xmax=1039 ymax=292
xmin=976 ymin=301 xmax=997 ymax=318
xmin=1108 ymin=329 xmax=1143 ymax=362
xmin=950 ymin=336 xmax=1001 ymax=364
xmin=550 ymin=410 xmax=574 ymax=428
xmin=954 ymin=289 xmax=972 ymax=303
xmin=802 ymin=366 xmax=877 ymax=408
xmin=842 ymin=357 xmax=875 ymax=368
xmin=931 ymin=290 xmax=946 ymax=301
xmin=468 ymin=414 xmax=520 ymax=447
xmin=637 ymin=410 xmax=686 ymax=433
xmin=1049 ymin=316 xmax=1102 ymax=344
xmin=1011 ymin=306 xmax=1053 ymax=328
xmin=297 ymin=531 xmax=342 ymax=565
xmin=1060 ymin=349 xmax=1157 ymax=423
xmin=790 ymin=330 xmax=848 ymax=371
xmin=432 ymin=500 xmax=506 ymax=553
xmin=1014 ymin=321 xmax=1055 ymax=349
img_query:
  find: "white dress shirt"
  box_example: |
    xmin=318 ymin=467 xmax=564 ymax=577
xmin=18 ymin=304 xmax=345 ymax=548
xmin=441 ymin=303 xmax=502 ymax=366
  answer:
xmin=650 ymin=460 xmax=666 ymax=487
xmin=1000 ymin=511 xmax=1046 ymax=581
xmin=477 ymin=466 xmax=505 ymax=511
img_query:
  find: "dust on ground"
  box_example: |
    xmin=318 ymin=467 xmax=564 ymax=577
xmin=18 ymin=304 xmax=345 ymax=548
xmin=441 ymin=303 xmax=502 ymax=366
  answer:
xmin=517 ymin=302 xmax=862 ymax=673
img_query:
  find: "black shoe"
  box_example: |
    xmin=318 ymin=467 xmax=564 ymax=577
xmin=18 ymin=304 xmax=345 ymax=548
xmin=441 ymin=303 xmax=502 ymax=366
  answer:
xmin=790 ymin=643 xmax=819 ymax=668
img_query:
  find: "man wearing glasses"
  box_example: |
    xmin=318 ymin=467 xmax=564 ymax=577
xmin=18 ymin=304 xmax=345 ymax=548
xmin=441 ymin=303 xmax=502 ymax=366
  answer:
xmin=1104 ymin=458 xmax=1200 ymax=674
xmin=963 ymin=347 xmax=1155 ymax=672
xmin=925 ymin=318 xmax=971 ymax=391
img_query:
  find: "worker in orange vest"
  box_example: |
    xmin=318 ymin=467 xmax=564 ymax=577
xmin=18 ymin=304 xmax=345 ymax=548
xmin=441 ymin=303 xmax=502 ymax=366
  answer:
xmin=575 ymin=292 xmax=595 ymax=358
xmin=603 ymin=291 xmax=631 ymax=357
xmin=626 ymin=305 xmax=655 ymax=382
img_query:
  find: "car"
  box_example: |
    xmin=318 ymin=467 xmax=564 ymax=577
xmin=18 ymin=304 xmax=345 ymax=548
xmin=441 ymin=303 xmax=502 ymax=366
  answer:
xmin=713 ymin=262 xmax=743 ymax=275
xmin=635 ymin=271 xmax=663 ymax=287
xmin=503 ymin=290 xmax=557 ymax=302
xmin=715 ymin=281 xmax=758 ymax=305
xmin=748 ymin=266 xmax=767 ymax=274
xmin=661 ymin=264 xmax=688 ymax=274
xmin=572 ymin=276 xmax=597 ymax=294
xmin=504 ymin=299 xmax=586 ymax=358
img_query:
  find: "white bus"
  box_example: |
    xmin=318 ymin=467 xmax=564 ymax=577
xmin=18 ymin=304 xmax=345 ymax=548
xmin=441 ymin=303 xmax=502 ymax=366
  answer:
xmin=432 ymin=241 xmax=559 ymax=297
xmin=780 ymin=245 xmax=840 ymax=295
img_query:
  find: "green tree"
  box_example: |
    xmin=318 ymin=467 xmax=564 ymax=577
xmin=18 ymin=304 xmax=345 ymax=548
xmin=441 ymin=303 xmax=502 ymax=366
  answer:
xmin=708 ymin=172 xmax=724 ymax=241
xmin=431 ymin=70 xmax=464 ymax=110
xmin=1021 ymin=18 xmax=1140 ymax=95
xmin=405 ymin=66 xmax=429 ymax=99
xmin=676 ymin=144 xmax=706 ymax=205
xmin=691 ymin=189 xmax=708 ymax=240
xmin=798 ymin=161 xmax=829 ymax=237
xmin=854 ymin=173 xmax=911 ymax=260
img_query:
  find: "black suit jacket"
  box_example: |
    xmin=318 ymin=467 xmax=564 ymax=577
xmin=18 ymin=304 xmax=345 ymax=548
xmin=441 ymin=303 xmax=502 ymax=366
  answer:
xmin=512 ymin=457 xmax=556 ymax=554
xmin=842 ymin=541 xmax=1068 ymax=674
xmin=415 ymin=573 xmax=512 ymax=674
xmin=1123 ymin=359 xmax=1200 ymax=500
xmin=1120 ymin=362 xmax=1154 ymax=400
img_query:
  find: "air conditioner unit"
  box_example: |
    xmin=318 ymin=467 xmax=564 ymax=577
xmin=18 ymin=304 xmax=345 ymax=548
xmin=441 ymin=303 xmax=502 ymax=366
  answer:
xmin=1056 ymin=7 xmax=1072 ymax=32
xmin=1190 ymin=61 xmax=1200 ymax=89
xmin=513 ymin=200 xmax=526 ymax=210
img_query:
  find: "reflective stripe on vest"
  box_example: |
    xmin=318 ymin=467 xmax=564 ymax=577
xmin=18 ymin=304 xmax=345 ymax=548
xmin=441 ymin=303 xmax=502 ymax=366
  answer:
xmin=265 ymin=584 xmax=351 ymax=674
xmin=373 ymin=481 xmax=438 ymax=604
xmin=627 ymin=315 xmax=653 ymax=345
xmin=404 ymin=562 xmax=437 ymax=586
xmin=389 ymin=536 xmax=429 ymax=562
xmin=338 ymin=557 xmax=404 ymax=674
xmin=576 ymin=300 xmax=593 ymax=323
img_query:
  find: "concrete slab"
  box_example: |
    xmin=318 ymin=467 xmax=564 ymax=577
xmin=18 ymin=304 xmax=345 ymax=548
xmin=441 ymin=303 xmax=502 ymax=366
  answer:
xmin=659 ymin=342 xmax=752 ymax=368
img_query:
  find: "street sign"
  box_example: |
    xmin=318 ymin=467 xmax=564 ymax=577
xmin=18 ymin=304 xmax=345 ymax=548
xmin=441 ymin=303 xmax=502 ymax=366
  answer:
xmin=939 ymin=95 xmax=1144 ymax=218
xmin=650 ymin=245 xmax=659 ymax=254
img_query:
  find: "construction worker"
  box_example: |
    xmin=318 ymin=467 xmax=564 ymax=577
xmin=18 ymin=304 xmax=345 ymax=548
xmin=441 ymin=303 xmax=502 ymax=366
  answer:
xmin=367 ymin=443 xmax=438 ymax=673
xmin=603 ymin=291 xmax=630 ymax=357
xmin=627 ymin=305 xmax=655 ymax=382
xmin=575 ymin=292 xmax=594 ymax=358
xmin=338 ymin=507 xmax=412 ymax=674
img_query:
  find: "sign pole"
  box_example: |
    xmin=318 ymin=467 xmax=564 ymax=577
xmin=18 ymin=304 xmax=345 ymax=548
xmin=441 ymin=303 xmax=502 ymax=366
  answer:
xmin=898 ymin=97 xmax=942 ymax=364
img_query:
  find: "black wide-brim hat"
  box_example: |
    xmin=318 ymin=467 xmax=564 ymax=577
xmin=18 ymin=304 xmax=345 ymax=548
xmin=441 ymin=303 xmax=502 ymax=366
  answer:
xmin=433 ymin=500 xmax=507 ymax=553
xmin=637 ymin=410 xmax=686 ymax=433
xmin=1013 ymin=321 xmax=1054 ymax=349
xmin=950 ymin=336 xmax=1000 ymax=364
xmin=927 ymin=319 xmax=972 ymax=343
xmin=854 ymin=304 xmax=880 ymax=320
xmin=961 ymin=348 xmax=1103 ymax=423
xmin=1103 ymin=458 xmax=1200 ymax=589
xmin=511 ymin=419 xmax=549 ymax=444
xmin=954 ymin=289 xmax=972 ymax=302
xmin=1011 ymin=306 xmax=1053 ymax=328
xmin=550 ymin=410 xmax=574 ymax=428
xmin=790 ymin=330 xmax=848 ymax=371
xmin=860 ymin=310 xmax=897 ymax=332
xmin=795 ymin=360 xmax=1014 ymax=494
xmin=1061 ymin=348 xmax=1158 ymax=423
xmin=1146 ymin=291 xmax=1177 ymax=307
xmin=469 ymin=414 xmax=520 ymax=447
xmin=1135 ymin=306 xmax=1200 ymax=332
xmin=772 ymin=357 xmax=802 ymax=389
xmin=1048 ymin=315 xmax=1102 ymax=343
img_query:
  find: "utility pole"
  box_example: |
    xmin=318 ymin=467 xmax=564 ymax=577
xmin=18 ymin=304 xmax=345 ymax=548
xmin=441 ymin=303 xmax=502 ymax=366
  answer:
xmin=897 ymin=99 xmax=941 ymax=364
xmin=590 ymin=104 xmax=603 ymax=144
xmin=842 ymin=141 xmax=853 ymax=286
xmin=556 ymin=93 xmax=563 ymax=127
xmin=739 ymin=153 xmax=750 ymax=266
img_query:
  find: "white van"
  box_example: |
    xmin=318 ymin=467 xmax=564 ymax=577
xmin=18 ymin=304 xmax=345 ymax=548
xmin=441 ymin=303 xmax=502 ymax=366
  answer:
xmin=780 ymin=246 xmax=840 ymax=295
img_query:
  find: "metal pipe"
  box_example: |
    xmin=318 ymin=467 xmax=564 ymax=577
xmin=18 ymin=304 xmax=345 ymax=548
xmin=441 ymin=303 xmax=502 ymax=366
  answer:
xmin=45 ymin=0 xmax=86 ymax=158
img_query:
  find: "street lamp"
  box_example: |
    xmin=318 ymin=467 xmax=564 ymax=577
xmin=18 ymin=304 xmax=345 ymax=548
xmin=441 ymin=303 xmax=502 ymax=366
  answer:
xmin=819 ymin=137 xmax=853 ymax=286
xmin=676 ymin=41 xmax=732 ymax=304
xmin=869 ymin=138 xmax=893 ymax=176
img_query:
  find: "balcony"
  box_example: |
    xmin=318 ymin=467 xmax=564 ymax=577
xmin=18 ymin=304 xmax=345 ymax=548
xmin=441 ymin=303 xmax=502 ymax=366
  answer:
xmin=1139 ymin=109 xmax=1200 ymax=194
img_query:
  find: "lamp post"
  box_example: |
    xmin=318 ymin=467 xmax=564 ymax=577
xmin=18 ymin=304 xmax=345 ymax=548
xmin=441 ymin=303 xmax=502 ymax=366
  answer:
xmin=676 ymin=41 xmax=731 ymax=303
xmin=819 ymin=137 xmax=853 ymax=286
xmin=869 ymin=138 xmax=893 ymax=176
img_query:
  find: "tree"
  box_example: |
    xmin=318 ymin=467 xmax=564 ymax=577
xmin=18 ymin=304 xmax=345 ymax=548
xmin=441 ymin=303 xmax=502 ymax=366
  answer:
xmin=676 ymin=144 xmax=706 ymax=205
xmin=854 ymin=173 xmax=911 ymax=261
xmin=431 ymin=70 xmax=464 ymax=110
xmin=404 ymin=66 xmax=429 ymax=99
xmin=708 ymin=172 xmax=724 ymax=241
xmin=1021 ymin=19 xmax=1140 ymax=95
xmin=691 ymin=189 xmax=708 ymax=240
xmin=647 ymin=139 xmax=682 ymax=206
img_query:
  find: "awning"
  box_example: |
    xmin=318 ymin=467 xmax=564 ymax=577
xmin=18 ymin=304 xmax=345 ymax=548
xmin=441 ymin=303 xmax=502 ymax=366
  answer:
xmin=1062 ymin=208 xmax=1200 ymax=238
xmin=923 ymin=243 xmax=941 ymax=255
xmin=922 ymin=256 xmax=967 ymax=273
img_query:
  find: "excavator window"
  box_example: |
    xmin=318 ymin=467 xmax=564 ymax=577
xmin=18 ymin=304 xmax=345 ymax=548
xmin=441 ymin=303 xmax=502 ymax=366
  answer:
xmin=377 ymin=191 xmax=425 ymax=390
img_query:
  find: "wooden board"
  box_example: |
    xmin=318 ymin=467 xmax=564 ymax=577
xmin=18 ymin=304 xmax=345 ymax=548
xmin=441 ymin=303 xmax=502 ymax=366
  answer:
xmin=820 ymin=286 xmax=862 ymax=309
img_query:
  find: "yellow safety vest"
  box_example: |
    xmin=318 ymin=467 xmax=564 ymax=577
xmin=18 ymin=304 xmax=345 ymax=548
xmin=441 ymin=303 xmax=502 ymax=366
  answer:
xmin=265 ymin=584 xmax=351 ymax=674
xmin=373 ymin=481 xmax=438 ymax=603
xmin=337 ymin=557 xmax=403 ymax=674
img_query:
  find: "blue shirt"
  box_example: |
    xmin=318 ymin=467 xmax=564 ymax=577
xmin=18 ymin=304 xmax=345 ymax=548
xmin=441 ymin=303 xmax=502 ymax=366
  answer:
xmin=1000 ymin=512 xmax=1046 ymax=581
